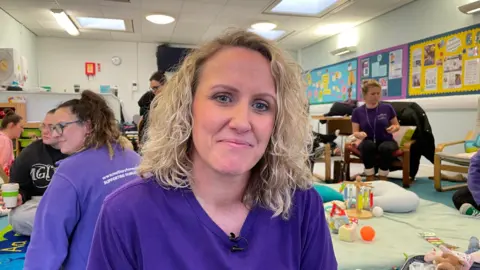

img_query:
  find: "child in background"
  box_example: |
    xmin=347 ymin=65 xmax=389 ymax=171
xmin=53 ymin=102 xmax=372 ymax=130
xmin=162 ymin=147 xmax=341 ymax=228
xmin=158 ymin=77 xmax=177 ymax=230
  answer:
xmin=0 ymin=109 xmax=23 ymax=170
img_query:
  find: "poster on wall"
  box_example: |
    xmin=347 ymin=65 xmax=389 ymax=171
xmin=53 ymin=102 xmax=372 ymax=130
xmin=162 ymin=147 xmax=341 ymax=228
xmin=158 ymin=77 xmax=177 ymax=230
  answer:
xmin=408 ymin=24 xmax=480 ymax=97
xmin=305 ymin=59 xmax=357 ymax=105
xmin=357 ymin=44 xmax=409 ymax=100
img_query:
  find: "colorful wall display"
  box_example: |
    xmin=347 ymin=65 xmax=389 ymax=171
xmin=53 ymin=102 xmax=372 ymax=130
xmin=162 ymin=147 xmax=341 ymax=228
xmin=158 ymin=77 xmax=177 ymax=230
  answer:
xmin=408 ymin=24 xmax=480 ymax=97
xmin=305 ymin=59 xmax=358 ymax=105
xmin=357 ymin=44 xmax=409 ymax=100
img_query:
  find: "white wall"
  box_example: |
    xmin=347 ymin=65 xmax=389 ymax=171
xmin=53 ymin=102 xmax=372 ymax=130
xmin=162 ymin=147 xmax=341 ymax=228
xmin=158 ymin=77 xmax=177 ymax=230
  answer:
xmin=302 ymin=0 xmax=480 ymax=166
xmin=37 ymin=37 xmax=158 ymax=122
xmin=0 ymin=9 xmax=38 ymax=87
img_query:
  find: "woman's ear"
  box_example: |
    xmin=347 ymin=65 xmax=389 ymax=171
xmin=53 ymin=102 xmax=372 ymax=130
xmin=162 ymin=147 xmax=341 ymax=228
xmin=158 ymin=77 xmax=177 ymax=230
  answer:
xmin=83 ymin=120 xmax=92 ymax=134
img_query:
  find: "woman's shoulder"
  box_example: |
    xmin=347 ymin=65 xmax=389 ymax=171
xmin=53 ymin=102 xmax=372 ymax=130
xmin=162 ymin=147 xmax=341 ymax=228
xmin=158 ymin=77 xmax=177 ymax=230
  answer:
xmin=352 ymin=104 xmax=365 ymax=112
xmin=102 ymin=177 xmax=169 ymax=210
xmin=292 ymin=187 xmax=324 ymax=217
xmin=380 ymin=102 xmax=395 ymax=110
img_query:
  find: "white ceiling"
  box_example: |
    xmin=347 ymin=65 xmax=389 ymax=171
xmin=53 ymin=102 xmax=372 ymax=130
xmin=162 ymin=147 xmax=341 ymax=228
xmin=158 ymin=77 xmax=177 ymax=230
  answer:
xmin=0 ymin=0 xmax=415 ymax=50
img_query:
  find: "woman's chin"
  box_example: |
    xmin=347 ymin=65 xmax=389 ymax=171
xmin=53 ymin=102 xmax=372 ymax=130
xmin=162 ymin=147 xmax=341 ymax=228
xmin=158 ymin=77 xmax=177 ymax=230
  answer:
xmin=214 ymin=161 xmax=252 ymax=176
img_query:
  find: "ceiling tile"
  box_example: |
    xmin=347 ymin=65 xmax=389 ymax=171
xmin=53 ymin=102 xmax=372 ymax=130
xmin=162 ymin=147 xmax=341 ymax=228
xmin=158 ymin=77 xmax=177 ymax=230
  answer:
xmin=140 ymin=0 xmax=183 ymax=16
xmin=111 ymin=32 xmax=142 ymax=41
xmin=183 ymin=0 xmax=228 ymax=4
xmin=178 ymin=2 xmax=223 ymax=23
xmin=61 ymin=4 xmax=105 ymax=18
xmin=141 ymin=19 xmax=175 ymax=38
xmin=57 ymin=0 xmax=98 ymax=5
xmin=0 ymin=0 xmax=58 ymax=9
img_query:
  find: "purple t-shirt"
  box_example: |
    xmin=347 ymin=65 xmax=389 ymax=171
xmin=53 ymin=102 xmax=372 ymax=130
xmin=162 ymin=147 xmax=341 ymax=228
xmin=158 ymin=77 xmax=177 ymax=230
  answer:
xmin=86 ymin=178 xmax=338 ymax=270
xmin=24 ymin=145 xmax=141 ymax=270
xmin=351 ymin=103 xmax=397 ymax=142
xmin=468 ymin=151 xmax=480 ymax=205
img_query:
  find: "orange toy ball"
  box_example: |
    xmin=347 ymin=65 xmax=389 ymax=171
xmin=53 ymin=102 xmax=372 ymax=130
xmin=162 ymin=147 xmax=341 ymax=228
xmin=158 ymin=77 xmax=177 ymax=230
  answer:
xmin=360 ymin=226 xmax=376 ymax=242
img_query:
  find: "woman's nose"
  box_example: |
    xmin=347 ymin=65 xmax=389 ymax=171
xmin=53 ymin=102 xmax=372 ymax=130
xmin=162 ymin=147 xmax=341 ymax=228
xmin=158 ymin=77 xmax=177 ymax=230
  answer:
xmin=228 ymin=104 xmax=252 ymax=133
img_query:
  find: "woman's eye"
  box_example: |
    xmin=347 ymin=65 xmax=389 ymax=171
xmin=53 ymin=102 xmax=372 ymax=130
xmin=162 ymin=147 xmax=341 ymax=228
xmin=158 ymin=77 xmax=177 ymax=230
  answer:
xmin=215 ymin=94 xmax=232 ymax=103
xmin=253 ymin=102 xmax=269 ymax=111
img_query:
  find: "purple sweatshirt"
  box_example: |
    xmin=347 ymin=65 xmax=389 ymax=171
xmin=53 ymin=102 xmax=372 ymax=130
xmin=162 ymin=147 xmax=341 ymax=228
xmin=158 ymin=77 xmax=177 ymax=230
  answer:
xmin=24 ymin=145 xmax=141 ymax=270
xmin=468 ymin=151 xmax=480 ymax=205
xmin=87 ymin=178 xmax=338 ymax=269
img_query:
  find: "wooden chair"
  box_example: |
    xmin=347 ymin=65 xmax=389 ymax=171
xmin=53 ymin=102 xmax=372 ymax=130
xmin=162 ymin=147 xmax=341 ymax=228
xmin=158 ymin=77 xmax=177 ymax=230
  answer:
xmin=433 ymin=132 xmax=474 ymax=192
xmin=344 ymin=140 xmax=415 ymax=188
xmin=433 ymin=97 xmax=480 ymax=192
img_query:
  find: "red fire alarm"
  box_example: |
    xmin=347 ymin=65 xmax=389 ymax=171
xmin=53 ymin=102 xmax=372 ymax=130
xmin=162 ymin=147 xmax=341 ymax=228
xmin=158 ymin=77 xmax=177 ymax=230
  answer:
xmin=85 ymin=62 xmax=96 ymax=79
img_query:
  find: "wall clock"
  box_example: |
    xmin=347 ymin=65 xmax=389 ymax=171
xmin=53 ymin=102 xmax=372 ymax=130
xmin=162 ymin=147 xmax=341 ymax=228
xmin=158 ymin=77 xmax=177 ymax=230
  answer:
xmin=111 ymin=56 xmax=122 ymax=66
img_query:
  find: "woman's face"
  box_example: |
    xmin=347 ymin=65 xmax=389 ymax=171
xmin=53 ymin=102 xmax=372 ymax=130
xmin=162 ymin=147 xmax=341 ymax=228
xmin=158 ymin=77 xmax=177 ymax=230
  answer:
xmin=52 ymin=107 xmax=89 ymax=155
xmin=8 ymin=122 xmax=23 ymax=139
xmin=364 ymin=86 xmax=381 ymax=104
xmin=191 ymin=46 xmax=277 ymax=176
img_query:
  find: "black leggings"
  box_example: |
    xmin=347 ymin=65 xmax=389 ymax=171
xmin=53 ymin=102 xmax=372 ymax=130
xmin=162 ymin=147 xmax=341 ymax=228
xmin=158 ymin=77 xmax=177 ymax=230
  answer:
xmin=452 ymin=186 xmax=480 ymax=210
xmin=358 ymin=140 xmax=399 ymax=171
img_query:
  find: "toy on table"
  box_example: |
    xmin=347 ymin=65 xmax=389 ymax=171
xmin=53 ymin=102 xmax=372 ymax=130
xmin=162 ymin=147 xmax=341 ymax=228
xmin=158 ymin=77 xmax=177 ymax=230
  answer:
xmin=327 ymin=203 xmax=350 ymax=234
xmin=424 ymin=245 xmax=480 ymax=270
xmin=466 ymin=237 xmax=480 ymax=254
xmin=340 ymin=176 xmax=373 ymax=219
xmin=338 ymin=223 xmax=357 ymax=242
xmin=360 ymin=225 xmax=376 ymax=242
xmin=419 ymin=232 xmax=459 ymax=250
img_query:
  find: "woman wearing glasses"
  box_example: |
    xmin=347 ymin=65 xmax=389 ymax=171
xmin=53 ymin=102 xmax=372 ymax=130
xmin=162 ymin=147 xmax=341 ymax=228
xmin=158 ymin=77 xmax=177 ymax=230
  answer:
xmin=2 ymin=109 xmax=68 ymax=236
xmin=137 ymin=70 xmax=167 ymax=145
xmin=24 ymin=90 xmax=141 ymax=270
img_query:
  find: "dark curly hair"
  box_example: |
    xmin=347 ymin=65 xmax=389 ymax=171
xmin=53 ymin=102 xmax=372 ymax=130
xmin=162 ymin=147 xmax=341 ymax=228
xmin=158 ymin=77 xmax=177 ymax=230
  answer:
xmin=57 ymin=90 xmax=121 ymax=157
xmin=1 ymin=109 xmax=22 ymax=130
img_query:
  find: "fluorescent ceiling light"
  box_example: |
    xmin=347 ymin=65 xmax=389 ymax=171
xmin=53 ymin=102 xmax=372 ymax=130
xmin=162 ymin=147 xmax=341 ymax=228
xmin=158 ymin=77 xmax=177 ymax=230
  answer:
xmin=248 ymin=29 xmax=286 ymax=40
xmin=51 ymin=9 xmax=79 ymax=36
xmin=271 ymin=0 xmax=337 ymax=15
xmin=468 ymin=7 xmax=480 ymax=14
xmin=146 ymin=14 xmax=175 ymax=25
xmin=251 ymin=22 xmax=277 ymax=31
xmin=458 ymin=0 xmax=480 ymax=14
xmin=315 ymin=23 xmax=354 ymax=36
xmin=76 ymin=17 xmax=126 ymax=31
xmin=330 ymin=46 xmax=356 ymax=56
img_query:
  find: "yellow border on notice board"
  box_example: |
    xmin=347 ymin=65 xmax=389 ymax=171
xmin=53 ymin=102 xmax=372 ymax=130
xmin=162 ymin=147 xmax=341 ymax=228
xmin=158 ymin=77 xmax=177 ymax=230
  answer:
xmin=408 ymin=26 xmax=480 ymax=97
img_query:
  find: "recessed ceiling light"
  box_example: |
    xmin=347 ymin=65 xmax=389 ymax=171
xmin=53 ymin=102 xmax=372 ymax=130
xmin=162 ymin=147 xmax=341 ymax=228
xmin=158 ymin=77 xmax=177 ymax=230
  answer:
xmin=248 ymin=29 xmax=286 ymax=41
xmin=76 ymin=17 xmax=126 ymax=31
xmin=251 ymin=22 xmax=277 ymax=31
xmin=315 ymin=23 xmax=354 ymax=36
xmin=270 ymin=0 xmax=338 ymax=16
xmin=146 ymin=14 xmax=175 ymax=25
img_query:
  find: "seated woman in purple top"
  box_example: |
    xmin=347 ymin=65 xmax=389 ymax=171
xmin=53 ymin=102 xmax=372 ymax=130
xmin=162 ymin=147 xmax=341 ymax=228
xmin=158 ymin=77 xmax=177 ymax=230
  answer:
xmin=24 ymin=91 xmax=141 ymax=270
xmin=351 ymin=79 xmax=401 ymax=181
xmin=453 ymin=151 xmax=480 ymax=217
xmin=87 ymin=30 xmax=337 ymax=270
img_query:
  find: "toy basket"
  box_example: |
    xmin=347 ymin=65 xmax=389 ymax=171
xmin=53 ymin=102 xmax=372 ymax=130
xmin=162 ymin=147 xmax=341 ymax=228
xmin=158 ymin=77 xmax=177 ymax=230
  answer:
xmin=400 ymin=255 xmax=480 ymax=270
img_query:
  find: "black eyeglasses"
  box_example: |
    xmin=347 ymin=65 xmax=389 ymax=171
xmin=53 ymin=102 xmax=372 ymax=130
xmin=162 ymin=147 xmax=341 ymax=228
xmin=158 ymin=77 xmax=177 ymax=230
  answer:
xmin=40 ymin=123 xmax=54 ymax=132
xmin=52 ymin=120 xmax=82 ymax=135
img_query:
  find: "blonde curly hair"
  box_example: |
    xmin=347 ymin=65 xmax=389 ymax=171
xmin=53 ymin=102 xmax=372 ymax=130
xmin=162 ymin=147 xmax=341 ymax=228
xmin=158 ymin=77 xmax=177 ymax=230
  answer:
xmin=138 ymin=29 xmax=313 ymax=219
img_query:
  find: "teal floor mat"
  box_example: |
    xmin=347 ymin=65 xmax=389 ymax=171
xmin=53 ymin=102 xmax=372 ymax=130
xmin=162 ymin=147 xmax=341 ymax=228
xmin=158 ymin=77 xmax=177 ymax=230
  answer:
xmin=0 ymin=216 xmax=29 ymax=269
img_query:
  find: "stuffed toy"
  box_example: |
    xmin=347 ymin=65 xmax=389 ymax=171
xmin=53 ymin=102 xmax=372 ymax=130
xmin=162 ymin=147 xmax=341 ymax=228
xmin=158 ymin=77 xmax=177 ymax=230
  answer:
xmin=424 ymin=245 xmax=480 ymax=270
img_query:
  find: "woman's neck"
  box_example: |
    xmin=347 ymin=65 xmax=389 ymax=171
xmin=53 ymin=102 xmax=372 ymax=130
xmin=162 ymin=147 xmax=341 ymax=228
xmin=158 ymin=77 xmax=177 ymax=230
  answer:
xmin=0 ymin=129 xmax=14 ymax=139
xmin=190 ymin=152 xmax=249 ymax=209
xmin=365 ymin=102 xmax=379 ymax=109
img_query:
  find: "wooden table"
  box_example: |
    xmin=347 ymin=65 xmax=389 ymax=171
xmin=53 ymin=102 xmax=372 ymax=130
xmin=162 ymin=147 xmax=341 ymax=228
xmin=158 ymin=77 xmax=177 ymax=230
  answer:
xmin=311 ymin=115 xmax=352 ymax=182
